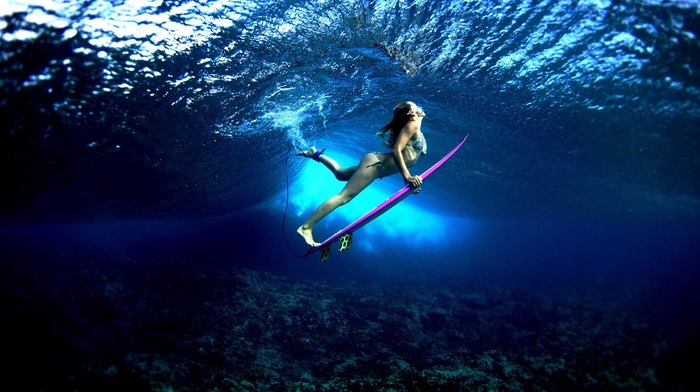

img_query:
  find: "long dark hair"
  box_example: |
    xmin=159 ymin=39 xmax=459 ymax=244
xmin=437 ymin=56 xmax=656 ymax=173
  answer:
xmin=376 ymin=101 xmax=414 ymax=148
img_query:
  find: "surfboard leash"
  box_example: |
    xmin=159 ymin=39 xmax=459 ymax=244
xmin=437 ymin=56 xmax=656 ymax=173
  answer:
xmin=281 ymin=145 xmax=308 ymax=260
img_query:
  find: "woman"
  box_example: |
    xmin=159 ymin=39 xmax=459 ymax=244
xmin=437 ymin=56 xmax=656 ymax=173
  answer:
xmin=296 ymin=101 xmax=428 ymax=247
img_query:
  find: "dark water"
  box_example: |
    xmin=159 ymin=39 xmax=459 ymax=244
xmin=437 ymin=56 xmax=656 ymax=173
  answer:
xmin=2 ymin=0 xmax=699 ymax=390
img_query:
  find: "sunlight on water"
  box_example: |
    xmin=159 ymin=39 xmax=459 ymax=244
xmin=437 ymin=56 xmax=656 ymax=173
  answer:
xmin=2 ymin=0 xmax=249 ymax=56
xmin=3 ymin=0 xmax=698 ymax=222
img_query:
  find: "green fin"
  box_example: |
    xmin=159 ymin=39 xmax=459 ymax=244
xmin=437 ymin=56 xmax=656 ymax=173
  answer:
xmin=320 ymin=245 xmax=331 ymax=263
xmin=339 ymin=232 xmax=353 ymax=252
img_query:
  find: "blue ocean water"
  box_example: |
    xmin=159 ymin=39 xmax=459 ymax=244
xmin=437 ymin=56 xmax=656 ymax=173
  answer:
xmin=2 ymin=0 xmax=699 ymax=390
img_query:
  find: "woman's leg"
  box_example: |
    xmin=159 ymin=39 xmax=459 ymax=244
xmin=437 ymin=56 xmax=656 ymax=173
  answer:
xmin=297 ymin=153 xmax=380 ymax=246
xmin=297 ymin=147 xmax=356 ymax=181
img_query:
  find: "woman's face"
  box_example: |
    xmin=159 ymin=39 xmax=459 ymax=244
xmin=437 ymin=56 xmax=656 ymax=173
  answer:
xmin=407 ymin=102 xmax=426 ymax=118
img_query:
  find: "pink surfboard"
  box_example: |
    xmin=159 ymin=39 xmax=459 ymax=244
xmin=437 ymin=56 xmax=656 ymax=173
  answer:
xmin=305 ymin=134 xmax=469 ymax=262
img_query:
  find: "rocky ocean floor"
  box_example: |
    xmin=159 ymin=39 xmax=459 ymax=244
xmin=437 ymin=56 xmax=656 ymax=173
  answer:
xmin=1 ymin=255 xmax=688 ymax=391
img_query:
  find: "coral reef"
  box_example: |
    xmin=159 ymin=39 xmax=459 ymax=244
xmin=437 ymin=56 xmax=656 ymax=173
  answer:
xmin=3 ymin=259 xmax=669 ymax=391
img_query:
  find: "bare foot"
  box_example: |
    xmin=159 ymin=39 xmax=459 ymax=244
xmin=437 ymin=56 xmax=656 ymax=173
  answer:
xmin=297 ymin=226 xmax=320 ymax=247
xmin=296 ymin=146 xmax=317 ymax=159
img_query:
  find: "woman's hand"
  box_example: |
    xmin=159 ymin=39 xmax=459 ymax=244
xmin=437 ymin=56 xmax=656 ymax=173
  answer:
xmin=405 ymin=175 xmax=423 ymax=193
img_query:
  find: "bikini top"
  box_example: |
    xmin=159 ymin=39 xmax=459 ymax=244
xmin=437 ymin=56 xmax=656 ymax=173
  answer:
xmin=407 ymin=132 xmax=427 ymax=155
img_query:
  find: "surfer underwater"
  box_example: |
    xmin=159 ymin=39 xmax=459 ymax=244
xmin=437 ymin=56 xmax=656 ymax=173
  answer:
xmin=296 ymin=101 xmax=427 ymax=247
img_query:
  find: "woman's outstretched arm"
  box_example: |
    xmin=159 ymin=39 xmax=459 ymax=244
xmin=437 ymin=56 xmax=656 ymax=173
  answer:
xmin=391 ymin=124 xmax=423 ymax=188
